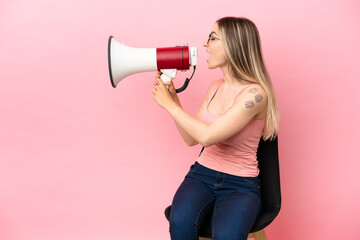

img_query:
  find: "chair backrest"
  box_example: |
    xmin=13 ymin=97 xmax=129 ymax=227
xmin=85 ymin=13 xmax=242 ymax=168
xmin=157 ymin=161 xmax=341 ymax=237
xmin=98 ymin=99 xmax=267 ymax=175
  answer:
xmin=250 ymin=136 xmax=281 ymax=232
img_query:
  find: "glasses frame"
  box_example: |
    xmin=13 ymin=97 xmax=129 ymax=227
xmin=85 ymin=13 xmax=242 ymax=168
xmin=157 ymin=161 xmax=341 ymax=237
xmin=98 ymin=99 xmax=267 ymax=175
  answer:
xmin=207 ymin=34 xmax=221 ymax=44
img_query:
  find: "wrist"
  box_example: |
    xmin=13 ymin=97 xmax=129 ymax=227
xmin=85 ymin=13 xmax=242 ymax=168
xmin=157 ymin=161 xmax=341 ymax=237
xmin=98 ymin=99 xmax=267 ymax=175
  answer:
xmin=172 ymin=94 xmax=180 ymax=103
xmin=169 ymin=104 xmax=182 ymax=117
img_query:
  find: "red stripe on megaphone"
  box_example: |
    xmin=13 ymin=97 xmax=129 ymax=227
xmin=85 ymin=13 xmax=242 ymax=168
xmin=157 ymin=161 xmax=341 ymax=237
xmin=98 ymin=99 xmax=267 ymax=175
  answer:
xmin=156 ymin=46 xmax=190 ymax=70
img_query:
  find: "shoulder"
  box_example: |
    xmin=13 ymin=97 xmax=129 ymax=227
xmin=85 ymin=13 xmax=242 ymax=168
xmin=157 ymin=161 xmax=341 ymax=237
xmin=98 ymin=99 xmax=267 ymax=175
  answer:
xmin=236 ymin=83 xmax=268 ymax=111
xmin=245 ymin=84 xmax=267 ymax=99
xmin=204 ymin=79 xmax=223 ymax=101
xmin=208 ymin=79 xmax=223 ymax=92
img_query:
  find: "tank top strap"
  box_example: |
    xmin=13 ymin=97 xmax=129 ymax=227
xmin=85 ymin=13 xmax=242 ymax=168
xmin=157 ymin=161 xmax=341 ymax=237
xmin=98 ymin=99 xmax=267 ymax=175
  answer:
xmin=207 ymin=79 xmax=224 ymax=105
xmin=231 ymin=84 xmax=254 ymax=106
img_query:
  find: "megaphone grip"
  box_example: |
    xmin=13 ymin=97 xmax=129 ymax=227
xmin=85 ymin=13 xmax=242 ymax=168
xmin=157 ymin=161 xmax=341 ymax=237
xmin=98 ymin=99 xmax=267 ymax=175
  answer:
xmin=160 ymin=74 xmax=172 ymax=83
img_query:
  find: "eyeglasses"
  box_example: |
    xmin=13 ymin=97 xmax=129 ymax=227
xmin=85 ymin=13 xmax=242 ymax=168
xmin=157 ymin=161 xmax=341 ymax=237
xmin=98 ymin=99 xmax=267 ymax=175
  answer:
xmin=207 ymin=34 xmax=221 ymax=44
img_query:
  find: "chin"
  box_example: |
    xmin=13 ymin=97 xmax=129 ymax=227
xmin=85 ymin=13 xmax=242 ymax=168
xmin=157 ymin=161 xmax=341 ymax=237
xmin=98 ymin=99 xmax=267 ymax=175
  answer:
xmin=207 ymin=63 xmax=220 ymax=69
xmin=207 ymin=59 xmax=224 ymax=69
xmin=207 ymin=61 xmax=216 ymax=69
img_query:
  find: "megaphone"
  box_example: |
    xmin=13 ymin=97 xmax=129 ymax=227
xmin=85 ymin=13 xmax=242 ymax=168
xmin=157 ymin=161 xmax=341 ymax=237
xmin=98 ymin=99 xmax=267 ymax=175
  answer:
xmin=107 ymin=36 xmax=197 ymax=93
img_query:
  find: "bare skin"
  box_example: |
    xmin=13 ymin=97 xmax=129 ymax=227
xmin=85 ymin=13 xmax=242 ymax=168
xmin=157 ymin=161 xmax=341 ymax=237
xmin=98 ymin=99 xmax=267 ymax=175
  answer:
xmin=152 ymin=23 xmax=267 ymax=147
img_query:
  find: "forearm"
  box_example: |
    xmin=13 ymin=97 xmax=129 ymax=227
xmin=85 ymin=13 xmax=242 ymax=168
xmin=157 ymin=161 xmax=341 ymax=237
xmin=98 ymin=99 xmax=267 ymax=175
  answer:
xmin=171 ymin=95 xmax=199 ymax=146
xmin=169 ymin=106 xmax=210 ymax=147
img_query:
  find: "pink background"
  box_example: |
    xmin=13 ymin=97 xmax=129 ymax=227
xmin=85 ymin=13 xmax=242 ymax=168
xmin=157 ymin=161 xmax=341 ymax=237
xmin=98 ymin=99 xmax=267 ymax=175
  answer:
xmin=1 ymin=0 xmax=359 ymax=239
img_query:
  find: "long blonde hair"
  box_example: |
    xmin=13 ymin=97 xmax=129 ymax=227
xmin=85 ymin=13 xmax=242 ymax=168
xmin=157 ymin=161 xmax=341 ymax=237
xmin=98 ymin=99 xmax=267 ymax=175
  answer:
xmin=217 ymin=17 xmax=279 ymax=140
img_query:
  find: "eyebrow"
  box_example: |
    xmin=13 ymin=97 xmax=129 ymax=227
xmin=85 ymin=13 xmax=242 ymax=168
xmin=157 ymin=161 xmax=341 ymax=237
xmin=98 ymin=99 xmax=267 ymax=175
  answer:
xmin=210 ymin=31 xmax=218 ymax=36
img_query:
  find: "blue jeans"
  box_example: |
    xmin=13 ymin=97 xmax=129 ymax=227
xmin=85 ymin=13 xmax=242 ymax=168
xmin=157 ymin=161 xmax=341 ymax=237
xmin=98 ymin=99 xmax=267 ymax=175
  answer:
xmin=169 ymin=161 xmax=262 ymax=240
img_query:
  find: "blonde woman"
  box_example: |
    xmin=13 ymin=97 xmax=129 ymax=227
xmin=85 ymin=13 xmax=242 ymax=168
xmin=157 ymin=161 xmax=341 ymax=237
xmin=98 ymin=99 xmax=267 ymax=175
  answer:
xmin=152 ymin=16 xmax=279 ymax=240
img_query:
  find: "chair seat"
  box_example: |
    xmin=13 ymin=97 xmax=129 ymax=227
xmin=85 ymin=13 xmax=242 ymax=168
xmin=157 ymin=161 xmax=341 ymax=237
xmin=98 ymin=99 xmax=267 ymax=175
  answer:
xmin=250 ymin=207 xmax=281 ymax=232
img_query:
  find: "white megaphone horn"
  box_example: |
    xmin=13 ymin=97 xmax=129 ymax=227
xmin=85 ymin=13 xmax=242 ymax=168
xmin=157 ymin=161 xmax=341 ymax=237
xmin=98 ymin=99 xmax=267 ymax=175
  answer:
xmin=107 ymin=36 xmax=197 ymax=93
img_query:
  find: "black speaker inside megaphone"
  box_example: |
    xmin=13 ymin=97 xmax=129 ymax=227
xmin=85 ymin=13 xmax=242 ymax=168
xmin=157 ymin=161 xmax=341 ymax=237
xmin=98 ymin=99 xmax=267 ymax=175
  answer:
xmin=107 ymin=36 xmax=197 ymax=93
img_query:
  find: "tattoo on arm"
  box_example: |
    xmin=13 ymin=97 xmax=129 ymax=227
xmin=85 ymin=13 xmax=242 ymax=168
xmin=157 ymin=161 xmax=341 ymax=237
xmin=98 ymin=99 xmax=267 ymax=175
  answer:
xmin=249 ymin=88 xmax=258 ymax=94
xmin=255 ymin=94 xmax=263 ymax=103
xmin=245 ymin=101 xmax=255 ymax=109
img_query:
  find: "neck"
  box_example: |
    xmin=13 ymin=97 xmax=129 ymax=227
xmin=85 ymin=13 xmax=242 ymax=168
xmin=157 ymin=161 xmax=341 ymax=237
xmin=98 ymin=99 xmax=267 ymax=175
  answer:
xmin=220 ymin=64 xmax=248 ymax=87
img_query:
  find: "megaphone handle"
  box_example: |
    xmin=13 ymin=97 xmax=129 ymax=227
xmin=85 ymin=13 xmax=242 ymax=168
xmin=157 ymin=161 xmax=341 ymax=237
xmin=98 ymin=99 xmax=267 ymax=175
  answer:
xmin=160 ymin=69 xmax=177 ymax=84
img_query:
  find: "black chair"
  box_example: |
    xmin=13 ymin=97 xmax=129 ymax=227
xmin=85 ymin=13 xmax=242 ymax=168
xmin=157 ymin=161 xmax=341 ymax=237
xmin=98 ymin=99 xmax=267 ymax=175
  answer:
xmin=164 ymin=136 xmax=281 ymax=240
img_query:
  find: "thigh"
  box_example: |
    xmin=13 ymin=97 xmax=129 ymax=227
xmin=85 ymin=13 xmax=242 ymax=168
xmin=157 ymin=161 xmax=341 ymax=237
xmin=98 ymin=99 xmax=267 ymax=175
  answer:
xmin=211 ymin=191 xmax=261 ymax=240
xmin=170 ymin=177 xmax=215 ymax=235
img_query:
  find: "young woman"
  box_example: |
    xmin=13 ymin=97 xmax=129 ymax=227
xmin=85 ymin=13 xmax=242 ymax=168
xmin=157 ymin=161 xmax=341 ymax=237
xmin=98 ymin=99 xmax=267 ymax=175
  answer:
xmin=152 ymin=16 xmax=279 ymax=240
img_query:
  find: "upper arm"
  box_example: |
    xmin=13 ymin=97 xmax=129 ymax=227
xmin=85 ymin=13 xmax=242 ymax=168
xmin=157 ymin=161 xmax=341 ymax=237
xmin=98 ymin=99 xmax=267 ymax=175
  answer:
xmin=204 ymin=84 xmax=267 ymax=147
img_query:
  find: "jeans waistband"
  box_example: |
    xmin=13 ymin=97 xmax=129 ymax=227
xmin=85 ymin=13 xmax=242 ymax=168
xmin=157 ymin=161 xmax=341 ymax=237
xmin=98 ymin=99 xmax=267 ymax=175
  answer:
xmin=185 ymin=161 xmax=261 ymax=197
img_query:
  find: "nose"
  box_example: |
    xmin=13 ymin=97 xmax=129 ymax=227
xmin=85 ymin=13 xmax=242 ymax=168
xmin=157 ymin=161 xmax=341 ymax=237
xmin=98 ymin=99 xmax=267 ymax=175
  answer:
xmin=203 ymin=39 xmax=209 ymax=47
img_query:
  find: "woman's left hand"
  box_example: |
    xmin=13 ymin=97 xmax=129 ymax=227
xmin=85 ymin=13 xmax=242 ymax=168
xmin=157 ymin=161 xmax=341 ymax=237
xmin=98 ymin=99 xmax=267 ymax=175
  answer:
xmin=152 ymin=73 xmax=179 ymax=112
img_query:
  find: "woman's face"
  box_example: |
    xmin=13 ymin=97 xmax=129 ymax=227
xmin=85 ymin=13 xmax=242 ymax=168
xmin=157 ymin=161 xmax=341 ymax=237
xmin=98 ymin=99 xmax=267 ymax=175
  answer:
xmin=203 ymin=23 xmax=228 ymax=69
